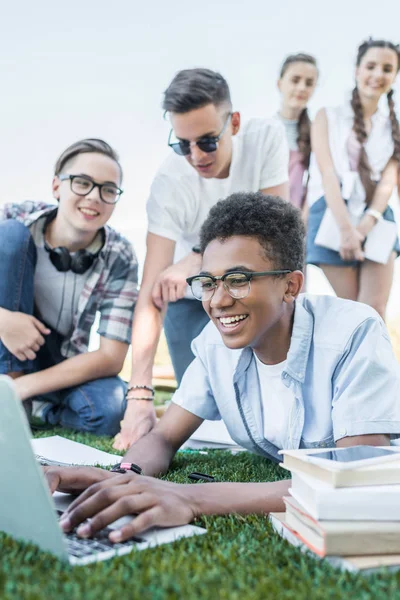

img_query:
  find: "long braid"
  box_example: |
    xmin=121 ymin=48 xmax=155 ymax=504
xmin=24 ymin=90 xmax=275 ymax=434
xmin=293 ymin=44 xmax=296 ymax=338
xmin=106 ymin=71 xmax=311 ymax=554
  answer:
xmin=297 ymin=108 xmax=312 ymax=169
xmin=350 ymin=87 xmax=377 ymax=204
xmin=387 ymin=89 xmax=400 ymax=176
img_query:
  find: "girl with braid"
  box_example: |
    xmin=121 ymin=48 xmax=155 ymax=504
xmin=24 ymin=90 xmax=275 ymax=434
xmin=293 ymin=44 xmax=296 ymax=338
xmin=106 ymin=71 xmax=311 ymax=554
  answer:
xmin=277 ymin=53 xmax=318 ymax=210
xmin=306 ymin=39 xmax=400 ymax=319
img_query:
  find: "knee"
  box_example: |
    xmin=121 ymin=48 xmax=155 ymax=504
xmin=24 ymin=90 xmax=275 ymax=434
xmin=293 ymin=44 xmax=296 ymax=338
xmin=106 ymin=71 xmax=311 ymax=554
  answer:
xmin=0 ymin=221 xmax=35 ymax=259
xmin=88 ymin=378 xmax=126 ymax=436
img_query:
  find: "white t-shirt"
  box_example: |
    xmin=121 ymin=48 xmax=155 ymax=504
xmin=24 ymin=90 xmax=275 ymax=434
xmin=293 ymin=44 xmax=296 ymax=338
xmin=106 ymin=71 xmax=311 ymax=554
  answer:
xmin=254 ymin=352 xmax=294 ymax=450
xmin=146 ymin=117 xmax=289 ymax=266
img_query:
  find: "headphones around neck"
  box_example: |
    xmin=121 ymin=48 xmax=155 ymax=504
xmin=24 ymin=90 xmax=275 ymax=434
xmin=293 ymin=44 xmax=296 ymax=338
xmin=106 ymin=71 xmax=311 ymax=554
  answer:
xmin=43 ymin=209 xmax=105 ymax=275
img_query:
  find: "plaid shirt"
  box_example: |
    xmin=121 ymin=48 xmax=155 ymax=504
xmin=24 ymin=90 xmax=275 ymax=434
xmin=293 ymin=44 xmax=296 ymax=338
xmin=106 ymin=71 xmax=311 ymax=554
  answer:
xmin=0 ymin=201 xmax=138 ymax=357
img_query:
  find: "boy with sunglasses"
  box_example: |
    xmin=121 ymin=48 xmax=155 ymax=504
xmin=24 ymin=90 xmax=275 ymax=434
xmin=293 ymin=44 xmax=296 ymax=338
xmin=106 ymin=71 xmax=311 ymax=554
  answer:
xmin=115 ymin=68 xmax=289 ymax=450
xmin=45 ymin=192 xmax=400 ymax=542
xmin=0 ymin=139 xmax=138 ymax=435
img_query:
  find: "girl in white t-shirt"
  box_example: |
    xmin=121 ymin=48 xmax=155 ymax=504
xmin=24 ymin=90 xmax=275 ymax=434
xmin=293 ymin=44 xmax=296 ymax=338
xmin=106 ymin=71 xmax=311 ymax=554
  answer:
xmin=306 ymin=38 xmax=400 ymax=319
xmin=276 ymin=53 xmax=318 ymax=211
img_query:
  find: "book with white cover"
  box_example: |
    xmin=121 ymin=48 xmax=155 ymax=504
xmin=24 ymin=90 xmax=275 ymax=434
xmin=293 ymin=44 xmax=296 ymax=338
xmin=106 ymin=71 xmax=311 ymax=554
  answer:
xmin=269 ymin=513 xmax=400 ymax=574
xmin=314 ymin=207 xmax=397 ymax=264
xmin=289 ymin=470 xmax=400 ymax=521
xmin=280 ymin=446 xmax=400 ymax=488
xmin=284 ymin=496 xmax=400 ymax=557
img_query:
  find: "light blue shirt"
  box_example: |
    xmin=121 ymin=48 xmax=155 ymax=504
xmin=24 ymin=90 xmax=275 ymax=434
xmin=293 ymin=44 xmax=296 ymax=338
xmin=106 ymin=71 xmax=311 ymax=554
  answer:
xmin=172 ymin=295 xmax=400 ymax=462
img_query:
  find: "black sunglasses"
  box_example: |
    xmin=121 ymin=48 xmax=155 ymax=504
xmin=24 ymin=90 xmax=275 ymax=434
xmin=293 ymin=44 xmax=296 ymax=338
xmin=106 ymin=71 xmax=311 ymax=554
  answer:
xmin=168 ymin=113 xmax=232 ymax=156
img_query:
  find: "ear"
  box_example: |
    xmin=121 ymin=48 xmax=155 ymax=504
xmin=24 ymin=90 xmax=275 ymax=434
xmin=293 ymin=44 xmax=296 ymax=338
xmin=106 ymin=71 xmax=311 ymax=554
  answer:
xmin=52 ymin=176 xmax=61 ymax=202
xmin=231 ymin=111 xmax=241 ymax=136
xmin=283 ymin=271 xmax=304 ymax=303
xmin=277 ymin=78 xmax=282 ymax=92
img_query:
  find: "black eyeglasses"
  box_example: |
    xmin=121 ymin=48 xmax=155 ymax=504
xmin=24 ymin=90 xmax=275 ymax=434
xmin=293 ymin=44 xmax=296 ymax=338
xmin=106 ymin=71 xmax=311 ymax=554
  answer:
xmin=59 ymin=174 xmax=123 ymax=205
xmin=168 ymin=113 xmax=232 ymax=156
xmin=186 ymin=270 xmax=292 ymax=301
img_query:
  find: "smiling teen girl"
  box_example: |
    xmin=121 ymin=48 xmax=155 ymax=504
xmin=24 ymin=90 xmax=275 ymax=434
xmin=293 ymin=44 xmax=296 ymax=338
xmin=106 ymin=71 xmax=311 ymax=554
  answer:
xmin=306 ymin=39 xmax=400 ymax=319
xmin=276 ymin=53 xmax=318 ymax=210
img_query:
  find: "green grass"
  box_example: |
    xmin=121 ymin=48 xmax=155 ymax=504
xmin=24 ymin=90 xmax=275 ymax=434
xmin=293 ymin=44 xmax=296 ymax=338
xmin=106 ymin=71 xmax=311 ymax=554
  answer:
xmin=2 ymin=429 xmax=400 ymax=600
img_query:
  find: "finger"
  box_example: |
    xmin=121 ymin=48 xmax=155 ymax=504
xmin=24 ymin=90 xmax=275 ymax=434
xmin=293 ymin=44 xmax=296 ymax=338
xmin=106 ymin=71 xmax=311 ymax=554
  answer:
xmin=33 ymin=318 xmax=51 ymax=334
xmin=65 ymin=473 xmax=135 ymax=516
xmin=77 ymin=493 xmax=155 ymax=540
xmin=167 ymin=284 xmax=178 ymax=303
xmin=15 ymin=351 xmax=27 ymax=362
xmin=176 ymin=282 xmax=188 ymax=300
xmin=62 ymin=479 xmax=139 ymax=531
xmin=161 ymin=281 xmax=171 ymax=304
xmin=22 ymin=348 xmax=36 ymax=361
xmin=110 ymin=507 xmax=161 ymax=541
xmin=34 ymin=334 xmax=45 ymax=347
xmin=151 ymin=281 xmax=163 ymax=310
xmin=44 ymin=470 xmax=61 ymax=494
xmin=31 ymin=343 xmax=41 ymax=353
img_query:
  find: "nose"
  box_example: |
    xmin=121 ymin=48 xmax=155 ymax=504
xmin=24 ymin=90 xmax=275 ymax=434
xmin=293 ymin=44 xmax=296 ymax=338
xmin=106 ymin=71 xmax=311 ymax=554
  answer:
xmin=189 ymin=142 xmax=209 ymax=163
xmin=86 ymin=184 xmax=102 ymax=203
xmin=209 ymin=281 xmax=235 ymax=310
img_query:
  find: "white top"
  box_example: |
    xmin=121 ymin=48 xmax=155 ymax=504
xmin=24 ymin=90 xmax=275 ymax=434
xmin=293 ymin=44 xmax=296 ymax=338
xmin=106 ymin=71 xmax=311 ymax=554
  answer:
xmin=147 ymin=118 xmax=289 ymax=265
xmin=276 ymin=114 xmax=299 ymax=151
xmin=254 ymin=353 xmax=294 ymax=450
xmin=307 ymin=102 xmax=394 ymax=216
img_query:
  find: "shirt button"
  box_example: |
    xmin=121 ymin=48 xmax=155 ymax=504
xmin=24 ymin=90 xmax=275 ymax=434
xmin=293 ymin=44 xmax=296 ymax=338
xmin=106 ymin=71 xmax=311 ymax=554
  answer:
xmin=339 ymin=427 xmax=347 ymax=437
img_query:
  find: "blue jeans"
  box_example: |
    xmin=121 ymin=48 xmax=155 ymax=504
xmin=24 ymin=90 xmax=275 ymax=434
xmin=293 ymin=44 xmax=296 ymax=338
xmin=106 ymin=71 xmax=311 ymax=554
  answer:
xmin=0 ymin=220 xmax=126 ymax=436
xmin=164 ymin=298 xmax=210 ymax=384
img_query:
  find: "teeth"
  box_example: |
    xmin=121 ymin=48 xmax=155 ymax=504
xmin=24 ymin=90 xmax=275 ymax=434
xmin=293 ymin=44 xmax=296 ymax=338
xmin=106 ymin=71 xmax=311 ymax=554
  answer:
xmin=80 ymin=208 xmax=99 ymax=216
xmin=219 ymin=315 xmax=247 ymax=325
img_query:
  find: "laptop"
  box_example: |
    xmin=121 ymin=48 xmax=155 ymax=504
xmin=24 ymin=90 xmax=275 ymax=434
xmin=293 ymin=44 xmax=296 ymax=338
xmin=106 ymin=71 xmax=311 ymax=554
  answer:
xmin=0 ymin=376 xmax=206 ymax=565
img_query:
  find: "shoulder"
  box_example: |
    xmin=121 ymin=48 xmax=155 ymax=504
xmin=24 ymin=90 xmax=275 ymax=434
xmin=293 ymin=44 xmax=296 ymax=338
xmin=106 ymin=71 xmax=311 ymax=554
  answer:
xmin=239 ymin=117 xmax=286 ymax=143
xmin=103 ymin=226 xmax=138 ymax=267
xmin=1 ymin=200 xmax=54 ymax=222
xmin=152 ymin=152 xmax=198 ymax=186
xmin=299 ymin=294 xmax=384 ymax=347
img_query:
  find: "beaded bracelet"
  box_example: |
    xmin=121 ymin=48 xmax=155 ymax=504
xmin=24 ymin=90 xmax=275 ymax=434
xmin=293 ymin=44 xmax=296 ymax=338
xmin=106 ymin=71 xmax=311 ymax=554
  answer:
xmin=126 ymin=395 xmax=154 ymax=401
xmin=127 ymin=384 xmax=155 ymax=394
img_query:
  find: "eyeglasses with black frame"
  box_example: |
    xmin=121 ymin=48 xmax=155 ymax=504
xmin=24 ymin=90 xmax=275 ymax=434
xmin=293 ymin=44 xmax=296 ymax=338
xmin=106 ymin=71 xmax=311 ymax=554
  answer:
xmin=168 ymin=113 xmax=232 ymax=156
xmin=186 ymin=270 xmax=292 ymax=301
xmin=59 ymin=174 xmax=123 ymax=205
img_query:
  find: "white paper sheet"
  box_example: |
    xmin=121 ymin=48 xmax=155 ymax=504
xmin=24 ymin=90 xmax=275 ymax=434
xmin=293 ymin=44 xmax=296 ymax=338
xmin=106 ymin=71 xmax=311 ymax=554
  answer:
xmin=31 ymin=435 xmax=121 ymax=467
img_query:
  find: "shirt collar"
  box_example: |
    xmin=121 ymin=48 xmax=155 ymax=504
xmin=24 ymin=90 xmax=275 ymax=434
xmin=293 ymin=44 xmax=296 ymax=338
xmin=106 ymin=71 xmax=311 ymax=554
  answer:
xmin=233 ymin=298 xmax=313 ymax=384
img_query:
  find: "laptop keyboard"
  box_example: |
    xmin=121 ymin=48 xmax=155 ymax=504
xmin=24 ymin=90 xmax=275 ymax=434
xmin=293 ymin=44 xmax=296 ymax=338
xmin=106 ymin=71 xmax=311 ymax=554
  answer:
xmin=57 ymin=511 xmax=144 ymax=558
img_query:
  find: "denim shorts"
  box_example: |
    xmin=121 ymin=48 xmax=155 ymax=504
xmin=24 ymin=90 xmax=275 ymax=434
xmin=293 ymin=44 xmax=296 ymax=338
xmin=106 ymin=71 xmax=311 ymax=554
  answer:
xmin=306 ymin=196 xmax=400 ymax=267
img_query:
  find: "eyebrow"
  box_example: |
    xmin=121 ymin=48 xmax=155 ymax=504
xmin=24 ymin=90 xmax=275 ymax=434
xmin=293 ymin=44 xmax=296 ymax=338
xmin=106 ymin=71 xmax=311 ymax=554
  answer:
xmin=199 ymin=266 xmax=254 ymax=276
xmin=177 ymin=129 xmax=218 ymax=142
xmin=74 ymin=173 xmax=119 ymax=186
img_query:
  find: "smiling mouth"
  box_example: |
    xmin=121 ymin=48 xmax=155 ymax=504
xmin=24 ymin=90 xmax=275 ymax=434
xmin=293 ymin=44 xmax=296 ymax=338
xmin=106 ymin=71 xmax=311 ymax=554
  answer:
xmin=217 ymin=314 xmax=248 ymax=328
xmin=79 ymin=207 xmax=100 ymax=217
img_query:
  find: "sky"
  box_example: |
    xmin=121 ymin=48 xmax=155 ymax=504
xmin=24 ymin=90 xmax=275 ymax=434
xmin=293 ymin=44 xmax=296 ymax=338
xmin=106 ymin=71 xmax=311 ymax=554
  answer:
xmin=1 ymin=0 xmax=400 ymax=317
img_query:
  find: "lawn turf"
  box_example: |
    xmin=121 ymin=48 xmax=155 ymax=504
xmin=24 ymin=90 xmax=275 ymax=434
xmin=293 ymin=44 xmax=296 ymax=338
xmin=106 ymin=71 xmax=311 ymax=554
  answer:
xmin=2 ymin=428 xmax=400 ymax=600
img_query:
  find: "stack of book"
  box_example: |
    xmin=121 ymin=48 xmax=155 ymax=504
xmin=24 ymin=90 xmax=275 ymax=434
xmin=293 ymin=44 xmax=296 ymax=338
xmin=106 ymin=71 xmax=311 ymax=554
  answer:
xmin=270 ymin=445 xmax=400 ymax=573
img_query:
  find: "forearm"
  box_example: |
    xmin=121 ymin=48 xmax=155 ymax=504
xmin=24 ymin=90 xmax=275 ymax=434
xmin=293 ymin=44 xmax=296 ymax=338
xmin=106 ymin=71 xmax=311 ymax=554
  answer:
xmin=129 ymin=295 xmax=164 ymax=386
xmin=17 ymin=350 xmax=119 ymax=399
xmin=122 ymin=429 xmax=176 ymax=476
xmin=369 ymin=179 xmax=396 ymax=214
xmin=189 ymin=479 xmax=291 ymax=517
xmin=321 ymin=170 xmax=353 ymax=230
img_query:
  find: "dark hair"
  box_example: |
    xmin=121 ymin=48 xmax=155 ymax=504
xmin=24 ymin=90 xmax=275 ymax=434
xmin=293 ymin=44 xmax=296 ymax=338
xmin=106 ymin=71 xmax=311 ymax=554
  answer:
xmin=54 ymin=138 xmax=122 ymax=181
xmin=280 ymin=53 xmax=318 ymax=169
xmin=162 ymin=68 xmax=232 ymax=114
xmin=199 ymin=192 xmax=305 ymax=271
xmin=351 ymin=38 xmax=400 ymax=203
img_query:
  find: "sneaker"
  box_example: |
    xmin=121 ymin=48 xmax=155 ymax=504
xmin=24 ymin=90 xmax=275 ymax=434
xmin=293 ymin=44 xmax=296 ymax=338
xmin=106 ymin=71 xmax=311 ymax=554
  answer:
xmin=30 ymin=400 xmax=53 ymax=430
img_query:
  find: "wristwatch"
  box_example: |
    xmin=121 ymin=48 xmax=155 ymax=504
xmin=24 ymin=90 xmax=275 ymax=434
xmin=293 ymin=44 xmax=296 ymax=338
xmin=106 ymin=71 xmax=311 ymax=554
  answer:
xmin=111 ymin=462 xmax=142 ymax=475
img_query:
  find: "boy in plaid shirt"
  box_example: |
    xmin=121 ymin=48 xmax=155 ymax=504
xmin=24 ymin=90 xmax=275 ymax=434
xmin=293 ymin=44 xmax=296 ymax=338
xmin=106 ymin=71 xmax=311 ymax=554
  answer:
xmin=0 ymin=139 xmax=138 ymax=434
